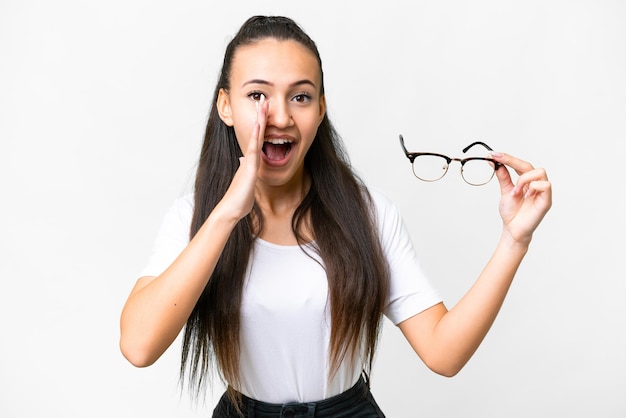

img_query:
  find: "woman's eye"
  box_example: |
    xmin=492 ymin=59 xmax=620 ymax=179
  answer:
xmin=292 ymin=93 xmax=312 ymax=103
xmin=248 ymin=91 xmax=266 ymax=101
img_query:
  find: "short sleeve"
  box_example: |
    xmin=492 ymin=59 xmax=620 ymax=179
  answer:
xmin=138 ymin=195 xmax=194 ymax=278
xmin=370 ymin=189 xmax=443 ymax=325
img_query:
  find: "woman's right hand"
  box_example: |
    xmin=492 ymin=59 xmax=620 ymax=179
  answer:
xmin=215 ymin=97 xmax=269 ymax=222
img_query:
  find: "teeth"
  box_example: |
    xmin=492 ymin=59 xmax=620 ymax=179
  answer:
xmin=264 ymin=138 xmax=292 ymax=145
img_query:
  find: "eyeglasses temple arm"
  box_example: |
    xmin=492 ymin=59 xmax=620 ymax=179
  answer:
xmin=399 ymin=134 xmax=410 ymax=156
xmin=462 ymin=141 xmax=503 ymax=169
xmin=462 ymin=141 xmax=494 ymax=153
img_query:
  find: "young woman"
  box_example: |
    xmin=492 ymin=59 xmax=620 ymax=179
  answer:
xmin=120 ymin=16 xmax=552 ymax=417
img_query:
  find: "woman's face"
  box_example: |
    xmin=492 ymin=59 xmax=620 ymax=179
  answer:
xmin=217 ymin=38 xmax=326 ymax=188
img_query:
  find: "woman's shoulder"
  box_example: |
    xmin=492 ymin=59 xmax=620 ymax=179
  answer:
xmin=174 ymin=193 xmax=194 ymax=209
xmin=162 ymin=193 xmax=195 ymax=225
xmin=361 ymin=186 xmax=407 ymax=238
xmin=365 ymin=186 xmax=399 ymax=216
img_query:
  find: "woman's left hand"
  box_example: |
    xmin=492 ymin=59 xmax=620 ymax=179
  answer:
xmin=489 ymin=152 xmax=552 ymax=246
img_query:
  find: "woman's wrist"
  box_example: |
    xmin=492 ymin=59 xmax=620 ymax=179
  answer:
xmin=208 ymin=201 xmax=248 ymax=230
xmin=499 ymin=228 xmax=531 ymax=255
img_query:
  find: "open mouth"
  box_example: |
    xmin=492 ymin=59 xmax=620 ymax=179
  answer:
xmin=262 ymin=138 xmax=293 ymax=161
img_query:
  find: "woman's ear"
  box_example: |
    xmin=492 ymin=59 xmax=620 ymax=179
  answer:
xmin=217 ymin=88 xmax=234 ymax=126
xmin=318 ymin=94 xmax=327 ymax=125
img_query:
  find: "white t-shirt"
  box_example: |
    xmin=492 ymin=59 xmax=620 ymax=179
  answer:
xmin=139 ymin=188 xmax=442 ymax=403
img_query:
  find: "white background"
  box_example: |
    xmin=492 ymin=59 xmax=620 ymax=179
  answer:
xmin=1 ymin=1 xmax=625 ymax=417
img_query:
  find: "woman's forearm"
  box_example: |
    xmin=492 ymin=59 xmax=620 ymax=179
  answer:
xmin=400 ymin=232 xmax=529 ymax=376
xmin=119 ymin=204 xmax=240 ymax=367
xmin=434 ymin=233 xmax=528 ymax=373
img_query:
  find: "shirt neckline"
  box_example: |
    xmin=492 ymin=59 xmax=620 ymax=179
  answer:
xmin=254 ymin=236 xmax=316 ymax=251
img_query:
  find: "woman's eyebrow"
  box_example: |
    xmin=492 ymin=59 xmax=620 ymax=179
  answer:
xmin=241 ymin=79 xmax=317 ymax=88
xmin=290 ymin=79 xmax=316 ymax=89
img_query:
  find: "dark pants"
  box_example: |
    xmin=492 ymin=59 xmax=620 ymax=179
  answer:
xmin=212 ymin=375 xmax=386 ymax=418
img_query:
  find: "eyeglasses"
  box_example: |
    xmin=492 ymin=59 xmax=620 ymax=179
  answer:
xmin=399 ymin=134 xmax=502 ymax=186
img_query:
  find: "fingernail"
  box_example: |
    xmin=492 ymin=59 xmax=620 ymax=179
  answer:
xmin=489 ymin=151 xmax=503 ymax=158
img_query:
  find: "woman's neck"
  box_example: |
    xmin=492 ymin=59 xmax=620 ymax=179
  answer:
xmin=255 ymin=172 xmax=311 ymax=217
xmin=253 ymin=171 xmax=312 ymax=245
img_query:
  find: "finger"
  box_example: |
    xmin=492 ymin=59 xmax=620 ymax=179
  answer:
xmin=256 ymin=96 xmax=269 ymax=149
xmin=494 ymin=160 xmax=515 ymax=195
xmin=246 ymin=121 xmax=261 ymax=157
xmin=489 ymin=152 xmax=535 ymax=177
xmin=512 ymin=168 xmax=549 ymax=197
xmin=246 ymin=97 xmax=268 ymax=158
xmin=523 ymin=180 xmax=552 ymax=203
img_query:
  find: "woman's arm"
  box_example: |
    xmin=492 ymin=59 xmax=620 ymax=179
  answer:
xmin=399 ymin=152 xmax=552 ymax=376
xmin=119 ymin=99 xmax=268 ymax=367
xmin=119 ymin=209 xmax=240 ymax=367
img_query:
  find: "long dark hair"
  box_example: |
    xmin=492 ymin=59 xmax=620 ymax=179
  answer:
xmin=181 ymin=16 xmax=390 ymax=403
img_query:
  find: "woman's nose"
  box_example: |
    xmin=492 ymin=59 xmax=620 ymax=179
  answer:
xmin=266 ymin=100 xmax=293 ymax=128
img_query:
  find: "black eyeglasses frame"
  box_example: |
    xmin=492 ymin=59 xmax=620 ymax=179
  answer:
xmin=399 ymin=134 xmax=503 ymax=186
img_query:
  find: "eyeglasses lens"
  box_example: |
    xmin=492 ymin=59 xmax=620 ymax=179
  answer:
xmin=461 ymin=159 xmax=496 ymax=185
xmin=412 ymin=155 xmax=449 ymax=182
